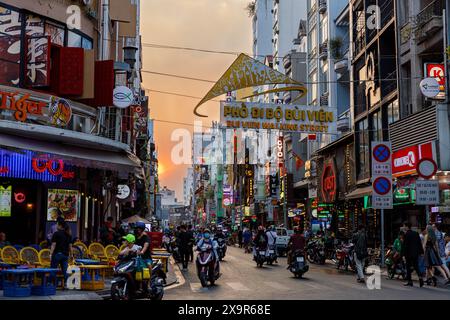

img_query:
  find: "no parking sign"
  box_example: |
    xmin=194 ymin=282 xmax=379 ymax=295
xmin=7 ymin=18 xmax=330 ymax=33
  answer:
xmin=372 ymin=142 xmax=393 ymax=209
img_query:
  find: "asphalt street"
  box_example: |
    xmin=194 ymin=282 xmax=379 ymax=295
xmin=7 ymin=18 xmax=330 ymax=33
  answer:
xmin=165 ymin=246 xmax=450 ymax=300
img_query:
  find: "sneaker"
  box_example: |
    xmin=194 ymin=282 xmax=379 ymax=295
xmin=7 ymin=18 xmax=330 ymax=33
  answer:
xmin=404 ymin=282 xmax=413 ymax=287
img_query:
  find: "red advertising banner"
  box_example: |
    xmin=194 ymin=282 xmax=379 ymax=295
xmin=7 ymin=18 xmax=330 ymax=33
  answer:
xmin=392 ymin=142 xmax=435 ymax=177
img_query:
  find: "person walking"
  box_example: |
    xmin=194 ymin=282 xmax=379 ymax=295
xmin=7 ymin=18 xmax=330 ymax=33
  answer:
xmin=432 ymin=224 xmax=450 ymax=279
xmin=243 ymin=228 xmax=252 ymax=253
xmin=402 ymin=222 xmax=424 ymax=287
xmin=50 ymin=220 xmax=73 ymax=289
xmin=178 ymin=225 xmax=193 ymax=270
xmin=352 ymin=225 xmax=368 ymax=283
xmin=187 ymin=225 xmax=195 ymax=262
xmin=238 ymin=227 xmax=243 ymax=248
xmin=423 ymin=225 xmax=450 ymax=286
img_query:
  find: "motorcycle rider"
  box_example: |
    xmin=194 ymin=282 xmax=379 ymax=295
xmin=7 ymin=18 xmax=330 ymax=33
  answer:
xmin=287 ymin=227 xmax=306 ymax=266
xmin=196 ymin=229 xmax=219 ymax=277
xmin=134 ymin=222 xmax=153 ymax=268
xmin=253 ymin=226 xmax=268 ymax=259
xmin=266 ymin=225 xmax=278 ymax=263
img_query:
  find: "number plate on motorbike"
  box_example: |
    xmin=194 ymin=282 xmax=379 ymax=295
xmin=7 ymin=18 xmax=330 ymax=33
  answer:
xmin=259 ymin=251 xmax=266 ymax=255
xmin=296 ymin=257 xmax=304 ymax=262
xmin=269 ymin=250 xmax=274 ymax=254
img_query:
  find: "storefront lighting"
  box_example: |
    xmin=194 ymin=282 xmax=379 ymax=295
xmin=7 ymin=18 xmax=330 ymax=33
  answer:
xmin=26 ymin=203 xmax=33 ymax=210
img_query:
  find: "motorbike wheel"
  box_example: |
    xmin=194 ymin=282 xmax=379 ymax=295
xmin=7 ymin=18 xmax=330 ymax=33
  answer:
xmin=295 ymin=272 xmax=303 ymax=279
xmin=111 ymin=281 xmax=129 ymax=301
xmin=150 ymin=290 xmax=164 ymax=301
xmin=306 ymin=253 xmax=315 ymax=264
xmin=387 ymin=267 xmax=395 ymax=280
xmin=199 ymin=273 xmax=208 ymax=287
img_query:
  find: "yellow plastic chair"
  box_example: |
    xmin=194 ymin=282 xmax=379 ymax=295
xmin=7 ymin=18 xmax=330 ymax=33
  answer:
xmin=39 ymin=240 xmax=49 ymax=249
xmin=19 ymin=247 xmax=40 ymax=266
xmin=119 ymin=243 xmax=127 ymax=252
xmin=74 ymin=241 xmax=89 ymax=258
xmin=105 ymin=245 xmax=120 ymax=261
xmin=1 ymin=246 xmax=20 ymax=264
xmin=38 ymin=249 xmax=51 ymax=267
xmin=88 ymin=242 xmax=108 ymax=261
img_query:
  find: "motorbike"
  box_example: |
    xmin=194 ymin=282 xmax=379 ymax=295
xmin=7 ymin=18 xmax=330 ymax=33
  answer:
xmin=254 ymin=247 xmax=267 ymax=268
xmin=111 ymin=252 xmax=166 ymax=301
xmin=216 ymin=237 xmax=227 ymax=261
xmin=196 ymin=243 xmax=220 ymax=287
xmin=306 ymin=238 xmax=326 ymax=265
xmin=385 ymin=247 xmax=406 ymax=280
xmin=335 ymin=242 xmax=356 ymax=272
xmin=266 ymin=244 xmax=277 ymax=265
xmin=168 ymin=237 xmax=181 ymax=263
xmin=289 ymin=250 xmax=309 ymax=278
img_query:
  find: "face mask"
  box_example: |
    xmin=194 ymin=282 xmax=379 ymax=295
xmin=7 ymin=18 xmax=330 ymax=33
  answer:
xmin=204 ymin=233 xmax=210 ymax=239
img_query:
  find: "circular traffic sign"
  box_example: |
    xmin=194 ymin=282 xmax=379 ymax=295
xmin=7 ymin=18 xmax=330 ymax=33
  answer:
xmin=373 ymin=144 xmax=391 ymax=163
xmin=373 ymin=177 xmax=392 ymax=195
xmin=417 ymin=158 xmax=437 ymax=179
xmin=420 ymin=77 xmax=440 ymax=98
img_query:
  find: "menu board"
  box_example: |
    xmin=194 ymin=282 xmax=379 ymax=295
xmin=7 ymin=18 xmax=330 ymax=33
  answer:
xmin=0 ymin=185 xmax=12 ymax=217
xmin=47 ymin=189 xmax=79 ymax=222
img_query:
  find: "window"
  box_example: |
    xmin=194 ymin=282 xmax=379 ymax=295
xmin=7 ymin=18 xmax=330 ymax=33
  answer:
xmin=45 ymin=22 xmax=65 ymax=46
xmin=82 ymin=37 xmax=93 ymax=50
xmin=320 ymin=15 xmax=328 ymax=43
xmin=356 ymin=119 xmax=369 ymax=181
xmin=68 ymin=31 xmax=82 ymax=47
xmin=386 ymin=100 xmax=399 ymax=124
xmin=370 ymin=111 xmax=382 ymax=141
xmin=310 ymin=72 xmax=318 ymax=104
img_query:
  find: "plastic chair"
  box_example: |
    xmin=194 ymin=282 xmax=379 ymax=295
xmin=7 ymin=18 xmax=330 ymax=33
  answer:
xmin=104 ymin=245 xmax=120 ymax=265
xmin=71 ymin=246 xmax=83 ymax=260
xmin=29 ymin=245 xmax=41 ymax=252
xmin=74 ymin=242 xmax=88 ymax=258
xmin=88 ymin=243 xmax=107 ymax=261
xmin=0 ymin=247 xmax=2 ymax=261
xmin=38 ymin=249 xmax=51 ymax=268
xmin=1 ymin=246 xmax=20 ymax=264
xmin=13 ymin=245 xmax=24 ymax=252
xmin=19 ymin=247 xmax=40 ymax=266
xmin=119 ymin=244 xmax=127 ymax=252
xmin=39 ymin=241 xmax=49 ymax=249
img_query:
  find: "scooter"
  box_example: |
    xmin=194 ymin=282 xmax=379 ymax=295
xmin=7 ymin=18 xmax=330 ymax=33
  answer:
xmin=306 ymin=238 xmax=326 ymax=265
xmin=266 ymin=244 xmax=277 ymax=265
xmin=385 ymin=247 xmax=406 ymax=280
xmin=111 ymin=252 xmax=166 ymax=300
xmin=289 ymin=250 xmax=309 ymax=278
xmin=216 ymin=237 xmax=227 ymax=261
xmin=335 ymin=242 xmax=356 ymax=272
xmin=254 ymin=247 xmax=267 ymax=268
xmin=196 ymin=243 xmax=220 ymax=287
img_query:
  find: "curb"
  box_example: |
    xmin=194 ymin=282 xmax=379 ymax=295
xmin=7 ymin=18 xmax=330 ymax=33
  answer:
xmin=165 ymin=257 xmax=185 ymax=291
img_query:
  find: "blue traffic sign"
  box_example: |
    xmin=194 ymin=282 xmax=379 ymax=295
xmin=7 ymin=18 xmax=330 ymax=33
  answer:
xmin=373 ymin=144 xmax=390 ymax=163
xmin=373 ymin=177 xmax=391 ymax=195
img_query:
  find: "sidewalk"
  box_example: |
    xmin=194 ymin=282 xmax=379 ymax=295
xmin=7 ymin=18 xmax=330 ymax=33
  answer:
xmin=0 ymin=289 xmax=103 ymax=300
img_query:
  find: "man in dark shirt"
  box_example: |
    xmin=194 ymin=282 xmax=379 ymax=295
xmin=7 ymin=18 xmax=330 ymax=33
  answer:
xmin=287 ymin=227 xmax=306 ymax=266
xmin=238 ymin=227 xmax=243 ymax=248
xmin=50 ymin=220 xmax=72 ymax=288
xmin=187 ymin=225 xmax=195 ymax=262
xmin=178 ymin=225 xmax=194 ymax=270
xmin=134 ymin=222 xmax=152 ymax=266
xmin=402 ymin=222 xmax=424 ymax=287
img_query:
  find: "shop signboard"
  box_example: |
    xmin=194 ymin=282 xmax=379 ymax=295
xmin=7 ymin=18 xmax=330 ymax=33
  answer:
xmin=220 ymin=101 xmax=337 ymax=134
xmin=392 ymin=142 xmax=435 ymax=178
xmin=0 ymin=185 xmax=12 ymax=217
xmin=371 ymin=141 xmax=393 ymax=209
xmin=113 ymin=86 xmax=134 ymax=108
xmin=47 ymin=189 xmax=80 ymax=222
xmin=415 ymin=179 xmax=439 ymax=205
xmin=424 ymin=63 xmax=446 ymax=99
xmin=321 ymin=159 xmax=337 ymax=203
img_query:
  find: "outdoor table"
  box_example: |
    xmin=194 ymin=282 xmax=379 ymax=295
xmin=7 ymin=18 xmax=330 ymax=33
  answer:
xmin=1 ymin=269 xmax=35 ymax=297
xmin=0 ymin=263 xmax=30 ymax=289
xmin=79 ymin=265 xmax=109 ymax=291
xmin=75 ymin=259 xmax=101 ymax=265
xmin=151 ymin=253 xmax=171 ymax=273
xmin=31 ymin=268 xmax=59 ymax=296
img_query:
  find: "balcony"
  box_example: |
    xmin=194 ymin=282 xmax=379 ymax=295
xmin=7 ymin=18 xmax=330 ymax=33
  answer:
xmin=334 ymin=57 xmax=348 ymax=74
xmin=400 ymin=22 xmax=412 ymax=44
xmin=320 ymin=93 xmax=329 ymax=106
xmin=309 ymin=2 xmax=317 ymax=18
xmin=415 ymin=0 xmax=444 ymax=41
xmin=319 ymin=42 xmax=328 ymax=60
xmin=353 ymin=32 xmax=365 ymax=58
xmin=318 ymin=0 xmax=327 ymax=14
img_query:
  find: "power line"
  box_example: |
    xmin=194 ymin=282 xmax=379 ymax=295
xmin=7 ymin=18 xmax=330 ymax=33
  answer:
xmin=144 ymin=89 xmax=221 ymax=102
xmin=142 ymin=71 xmax=215 ymax=83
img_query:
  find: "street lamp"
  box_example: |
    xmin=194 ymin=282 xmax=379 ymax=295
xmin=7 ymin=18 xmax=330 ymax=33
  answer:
xmin=123 ymin=46 xmax=138 ymax=69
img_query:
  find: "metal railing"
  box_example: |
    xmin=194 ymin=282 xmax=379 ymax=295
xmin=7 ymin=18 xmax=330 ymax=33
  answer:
xmin=318 ymin=0 xmax=327 ymax=13
xmin=400 ymin=22 xmax=411 ymax=44
xmin=416 ymin=0 xmax=444 ymax=28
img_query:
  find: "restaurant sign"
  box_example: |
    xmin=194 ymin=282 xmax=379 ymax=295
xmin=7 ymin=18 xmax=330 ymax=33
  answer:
xmin=220 ymin=101 xmax=337 ymax=134
xmin=392 ymin=142 xmax=435 ymax=178
xmin=0 ymin=89 xmax=72 ymax=127
xmin=321 ymin=159 xmax=337 ymax=203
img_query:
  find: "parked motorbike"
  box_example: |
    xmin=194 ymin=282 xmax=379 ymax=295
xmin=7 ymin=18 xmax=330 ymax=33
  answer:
xmin=266 ymin=244 xmax=277 ymax=265
xmin=111 ymin=252 xmax=166 ymax=301
xmin=289 ymin=250 xmax=309 ymax=278
xmin=169 ymin=237 xmax=181 ymax=263
xmin=216 ymin=237 xmax=227 ymax=261
xmin=335 ymin=242 xmax=356 ymax=272
xmin=196 ymin=243 xmax=220 ymax=287
xmin=306 ymin=238 xmax=326 ymax=265
xmin=254 ymin=247 xmax=267 ymax=268
xmin=385 ymin=247 xmax=406 ymax=280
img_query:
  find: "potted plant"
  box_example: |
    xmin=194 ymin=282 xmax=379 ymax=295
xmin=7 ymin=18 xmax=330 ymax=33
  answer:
xmin=329 ymin=37 xmax=343 ymax=60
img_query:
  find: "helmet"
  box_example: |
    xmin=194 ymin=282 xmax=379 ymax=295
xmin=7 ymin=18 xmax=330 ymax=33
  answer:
xmin=122 ymin=234 xmax=136 ymax=243
xmin=135 ymin=222 xmax=146 ymax=230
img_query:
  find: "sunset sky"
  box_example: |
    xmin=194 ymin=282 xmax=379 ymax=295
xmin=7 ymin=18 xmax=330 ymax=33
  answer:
xmin=141 ymin=0 xmax=252 ymax=201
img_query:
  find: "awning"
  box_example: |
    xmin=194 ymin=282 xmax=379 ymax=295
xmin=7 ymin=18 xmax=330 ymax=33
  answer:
xmin=293 ymin=179 xmax=309 ymax=189
xmin=0 ymin=133 xmax=141 ymax=173
xmin=345 ymin=186 xmax=372 ymax=200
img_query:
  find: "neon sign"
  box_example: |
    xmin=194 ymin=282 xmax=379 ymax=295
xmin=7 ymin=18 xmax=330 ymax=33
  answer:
xmin=0 ymin=91 xmax=46 ymax=122
xmin=14 ymin=192 xmax=26 ymax=203
xmin=321 ymin=160 xmax=337 ymax=203
xmin=0 ymin=167 xmax=9 ymax=174
xmin=31 ymin=157 xmax=75 ymax=179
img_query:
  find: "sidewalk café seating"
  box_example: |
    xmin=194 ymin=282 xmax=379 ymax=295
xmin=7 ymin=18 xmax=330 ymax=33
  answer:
xmin=1 ymin=269 xmax=35 ymax=297
xmin=72 ymin=246 xmax=83 ymax=260
xmin=79 ymin=265 xmax=109 ymax=291
xmin=29 ymin=245 xmax=41 ymax=251
xmin=105 ymin=245 xmax=120 ymax=262
xmin=19 ymin=247 xmax=41 ymax=267
xmin=38 ymin=249 xmax=51 ymax=268
xmin=31 ymin=268 xmax=59 ymax=296
xmin=13 ymin=245 xmax=24 ymax=252
xmin=39 ymin=241 xmax=49 ymax=249
xmin=88 ymin=242 xmax=108 ymax=262
xmin=1 ymin=246 xmax=20 ymax=264
xmin=0 ymin=247 xmax=2 ymax=260
xmin=73 ymin=241 xmax=89 ymax=258
xmin=119 ymin=243 xmax=127 ymax=252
